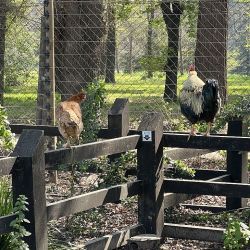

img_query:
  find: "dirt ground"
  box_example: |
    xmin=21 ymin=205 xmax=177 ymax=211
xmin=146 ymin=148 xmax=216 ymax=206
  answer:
xmin=46 ymin=151 xmax=248 ymax=249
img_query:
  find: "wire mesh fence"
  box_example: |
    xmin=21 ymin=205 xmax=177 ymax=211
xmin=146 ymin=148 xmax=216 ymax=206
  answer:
xmin=0 ymin=0 xmax=249 ymax=126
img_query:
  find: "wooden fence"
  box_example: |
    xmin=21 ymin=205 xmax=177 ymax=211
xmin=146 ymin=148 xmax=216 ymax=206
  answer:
xmin=0 ymin=98 xmax=249 ymax=249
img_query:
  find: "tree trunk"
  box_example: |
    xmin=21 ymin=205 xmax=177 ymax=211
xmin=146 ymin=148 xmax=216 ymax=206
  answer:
xmin=0 ymin=0 xmax=7 ymax=106
xmin=36 ymin=17 xmax=46 ymax=125
xmin=125 ymin=35 xmax=133 ymax=73
xmin=179 ymin=25 xmax=184 ymax=75
xmin=54 ymin=0 xmax=105 ymax=100
xmin=147 ymin=9 xmax=154 ymax=78
xmin=195 ymin=0 xmax=228 ymax=104
xmin=115 ymin=45 xmax=120 ymax=74
xmin=161 ymin=1 xmax=183 ymax=102
xmin=105 ymin=5 xmax=116 ymax=84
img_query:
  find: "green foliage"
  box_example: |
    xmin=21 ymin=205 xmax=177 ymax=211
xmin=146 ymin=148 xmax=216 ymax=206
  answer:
xmin=0 ymin=178 xmax=30 ymax=250
xmin=165 ymin=159 xmax=196 ymax=179
xmin=5 ymin=0 xmax=39 ymax=86
xmin=99 ymin=151 xmax=137 ymax=187
xmin=0 ymin=106 xmax=15 ymax=155
xmin=79 ymin=151 xmax=137 ymax=188
xmin=0 ymin=177 xmax=12 ymax=216
xmin=181 ymin=0 xmax=199 ymax=38
xmin=224 ymin=218 xmax=250 ymax=250
xmin=139 ymin=50 xmax=167 ymax=73
xmin=80 ymin=80 xmax=106 ymax=143
xmin=9 ymin=195 xmax=31 ymax=250
xmin=214 ymin=96 xmax=250 ymax=134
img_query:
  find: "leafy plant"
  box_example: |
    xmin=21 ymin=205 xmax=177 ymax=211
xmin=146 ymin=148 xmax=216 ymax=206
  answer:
xmin=99 ymin=151 xmax=137 ymax=187
xmin=0 ymin=178 xmax=30 ymax=250
xmin=165 ymin=159 xmax=196 ymax=179
xmin=224 ymin=217 xmax=250 ymax=250
xmin=213 ymin=96 xmax=250 ymax=135
xmin=9 ymin=195 xmax=31 ymax=250
xmin=80 ymin=80 xmax=106 ymax=143
xmin=0 ymin=106 xmax=15 ymax=156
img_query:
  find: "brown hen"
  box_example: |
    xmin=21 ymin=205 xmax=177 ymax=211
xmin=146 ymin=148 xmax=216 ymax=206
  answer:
xmin=56 ymin=91 xmax=86 ymax=147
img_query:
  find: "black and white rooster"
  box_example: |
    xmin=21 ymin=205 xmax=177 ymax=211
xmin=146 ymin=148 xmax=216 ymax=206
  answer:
xmin=179 ymin=64 xmax=221 ymax=137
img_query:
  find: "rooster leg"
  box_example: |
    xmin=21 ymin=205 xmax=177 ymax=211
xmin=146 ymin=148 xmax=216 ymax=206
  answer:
xmin=188 ymin=124 xmax=197 ymax=141
xmin=76 ymin=136 xmax=80 ymax=145
xmin=204 ymin=122 xmax=212 ymax=136
xmin=64 ymin=138 xmax=71 ymax=148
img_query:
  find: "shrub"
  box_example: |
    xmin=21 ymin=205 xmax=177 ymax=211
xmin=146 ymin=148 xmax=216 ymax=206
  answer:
xmin=0 ymin=177 xmax=30 ymax=250
xmin=213 ymin=96 xmax=250 ymax=134
xmin=80 ymin=80 xmax=106 ymax=143
xmin=224 ymin=217 xmax=250 ymax=250
xmin=165 ymin=159 xmax=196 ymax=179
xmin=0 ymin=106 xmax=15 ymax=156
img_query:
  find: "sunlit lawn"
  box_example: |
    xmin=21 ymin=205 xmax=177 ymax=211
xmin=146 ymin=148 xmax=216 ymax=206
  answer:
xmin=4 ymin=72 xmax=250 ymax=123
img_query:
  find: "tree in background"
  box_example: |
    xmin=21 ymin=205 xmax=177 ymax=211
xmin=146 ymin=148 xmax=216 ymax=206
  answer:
xmin=161 ymin=1 xmax=183 ymax=102
xmin=0 ymin=0 xmax=7 ymax=105
xmin=54 ymin=0 xmax=105 ymax=100
xmin=105 ymin=4 xmax=116 ymax=83
xmin=195 ymin=0 xmax=228 ymax=103
xmin=146 ymin=5 xmax=155 ymax=78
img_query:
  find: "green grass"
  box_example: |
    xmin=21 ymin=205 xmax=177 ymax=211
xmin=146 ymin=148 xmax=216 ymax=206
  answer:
xmin=3 ymin=72 xmax=250 ymax=123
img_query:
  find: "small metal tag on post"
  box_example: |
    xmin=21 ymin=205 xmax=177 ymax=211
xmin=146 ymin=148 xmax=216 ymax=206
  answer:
xmin=142 ymin=131 xmax=152 ymax=142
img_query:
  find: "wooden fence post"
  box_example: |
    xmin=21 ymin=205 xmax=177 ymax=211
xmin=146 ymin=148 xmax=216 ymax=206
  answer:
xmin=226 ymin=119 xmax=248 ymax=210
xmin=108 ymin=98 xmax=129 ymax=162
xmin=12 ymin=130 xmax=48 ymax=249
xmin=137 ymin=112 xmax=164 ymax=236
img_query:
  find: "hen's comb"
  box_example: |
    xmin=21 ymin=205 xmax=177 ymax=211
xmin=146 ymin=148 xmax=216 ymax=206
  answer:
xmin=188 ymin=64 xmax=195 ymax=72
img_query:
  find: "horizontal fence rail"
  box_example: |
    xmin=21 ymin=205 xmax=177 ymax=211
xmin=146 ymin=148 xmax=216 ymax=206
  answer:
xmin=9 ymin=124 xmax=61 ymax=136
xmin=84 ymin=224 xmax=145 ymax=250
xmin=163 ymin=223 xmax=225 ymax=243
xmin=164 ymin=178 xmax=250 ymax=198
xmin=45 ymin=135 xmax=140 ymax=168
xmin=0 ymin=157 xmax=16 ymax=176
xmin=163 ymin=133 xmax=250 ymax=151
xmin=0 ymin=214 xmax=17 ymax=234
xmin=47 ymin=181 xmax=143 ymax=221
xmin=181 ymin=204 xmax=226 ymax=213
xmin=164 ymin=173 xmax=230 ymax=208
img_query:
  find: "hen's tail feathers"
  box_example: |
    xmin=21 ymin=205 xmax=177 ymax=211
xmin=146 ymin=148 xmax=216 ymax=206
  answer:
xmin=203 ymin=79 xmax=220 ymax=101
xmin=202 ymin=79 xmax=221 ymax=115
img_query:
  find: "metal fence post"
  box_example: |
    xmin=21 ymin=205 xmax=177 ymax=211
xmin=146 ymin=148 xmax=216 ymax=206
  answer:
xmin=12 ymin=130 xmax=48 ymax=249
xmin=137 ymin=112 xmax=164 ymax=236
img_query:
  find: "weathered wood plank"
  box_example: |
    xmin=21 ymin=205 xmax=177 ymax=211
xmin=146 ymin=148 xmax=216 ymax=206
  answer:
xmin=164 ymin=174 xmax=230 ymax=208
xmin=0 ymin=157 xmax=16 ymax=176
xmin=165 ymin=168 xmax=227 ymax=180
xmin=108 ymin=98 xmax=129 ymax=162
xmin=47 ymin=181 xmax=142 ymax=221
xmin=193 ymin=169 xmax=227 ymax=180
xmin=164 ymin=177 xmax=250 ymax=198
xmin=164 ymin=193 xmax=195 ymax=208
xmin=165 ymin=148 xmax=215 ymax=160
xmin=226 ymin=120 xmax=248 ymax=209
xmin=0 ymin=214 xmax=17 ymax=234
xmin=11 ymin=129 xmax=48 ymax=249
xmin=163 ymin=133 xmax=250 ymax=151
xmin=163 ymin=223 xmax=225 ymax=242
xmin=45 ymin=135 xmax=140 ymax=168
xmin=84 ymin=224 xmax=144 ymax=250
xmin=9 ymin=124 xmax=61 ymax=136
xmin=137 ymin=112 xmax=164 ymax=236
xmin=180 ymin=204 xmax=225 ymax=213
